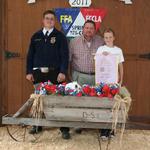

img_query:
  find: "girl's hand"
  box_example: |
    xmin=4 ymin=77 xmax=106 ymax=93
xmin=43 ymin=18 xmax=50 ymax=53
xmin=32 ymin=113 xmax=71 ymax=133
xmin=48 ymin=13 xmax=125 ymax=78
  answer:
xmin=118 ymin=80 xmax=123 ymax=87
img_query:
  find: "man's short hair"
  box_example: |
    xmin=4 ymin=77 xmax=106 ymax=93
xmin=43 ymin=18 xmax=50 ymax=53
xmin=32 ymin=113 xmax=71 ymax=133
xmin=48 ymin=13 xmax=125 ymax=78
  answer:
xmin=83 ymin=20 xmax=96 ymax=29
xmin=43 ymin=10 xmax=56 ymax=18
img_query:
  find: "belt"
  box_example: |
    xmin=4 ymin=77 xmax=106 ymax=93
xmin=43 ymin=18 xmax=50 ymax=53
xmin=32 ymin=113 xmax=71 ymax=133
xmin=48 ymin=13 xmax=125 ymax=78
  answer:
xmin=75 ymin=70 xmax=95 ymax=75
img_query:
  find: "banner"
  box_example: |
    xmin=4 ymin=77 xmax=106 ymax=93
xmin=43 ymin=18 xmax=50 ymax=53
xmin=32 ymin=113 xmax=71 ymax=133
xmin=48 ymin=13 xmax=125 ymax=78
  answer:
xmin=55 ymin=8 xmax=107 ymax=37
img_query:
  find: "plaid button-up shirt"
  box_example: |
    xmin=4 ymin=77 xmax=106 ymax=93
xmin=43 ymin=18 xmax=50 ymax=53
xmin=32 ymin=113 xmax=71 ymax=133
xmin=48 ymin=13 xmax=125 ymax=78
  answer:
xmin=69 ymin=35 xmax=104 ymax=73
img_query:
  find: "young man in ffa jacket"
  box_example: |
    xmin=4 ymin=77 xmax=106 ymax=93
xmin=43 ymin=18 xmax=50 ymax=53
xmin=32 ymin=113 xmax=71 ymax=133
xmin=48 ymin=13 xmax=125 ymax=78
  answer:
xmin=26 ymin=10 xmax=70 ymax=139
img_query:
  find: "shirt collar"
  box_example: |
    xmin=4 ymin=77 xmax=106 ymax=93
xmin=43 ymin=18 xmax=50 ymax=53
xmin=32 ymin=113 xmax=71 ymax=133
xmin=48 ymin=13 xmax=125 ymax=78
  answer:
xmin=82 ymin=35 xmax=95 ymax=43
xmin=42 ymin=27 xmax=54 ymax=36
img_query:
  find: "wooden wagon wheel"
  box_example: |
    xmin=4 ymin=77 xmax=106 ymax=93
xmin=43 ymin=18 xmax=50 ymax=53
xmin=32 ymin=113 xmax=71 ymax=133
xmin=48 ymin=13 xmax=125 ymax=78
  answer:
xmin=5 ymin=98 xmax=43 ymax=142
xmin=6 ymin=125 xmax=27 ymax=142
xmin=6 ymin=125 xmax=43 ymax=142
xmin=30 ymin=126 xmax=43 ymax=142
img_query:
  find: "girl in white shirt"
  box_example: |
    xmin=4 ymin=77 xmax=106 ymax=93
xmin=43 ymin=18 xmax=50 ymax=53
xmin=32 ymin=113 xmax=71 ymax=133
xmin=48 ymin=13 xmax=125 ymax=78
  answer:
xmin=96 ymin=28 xmax=124 ymax=85
xmin=96 ymin=28 xmax=124 ymax=140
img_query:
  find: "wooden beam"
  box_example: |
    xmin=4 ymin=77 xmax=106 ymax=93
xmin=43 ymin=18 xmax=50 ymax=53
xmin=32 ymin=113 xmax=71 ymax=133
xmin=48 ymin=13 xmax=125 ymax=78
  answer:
xmin=43 ymin=96 xmax=114 ymax=108
xmin=13 ymin=98 xmax=34 ymax=118
xmin=2 ymin=116 xmax=150 ymax=130
xmin=2 ymin=116 xmax=117 ymax=129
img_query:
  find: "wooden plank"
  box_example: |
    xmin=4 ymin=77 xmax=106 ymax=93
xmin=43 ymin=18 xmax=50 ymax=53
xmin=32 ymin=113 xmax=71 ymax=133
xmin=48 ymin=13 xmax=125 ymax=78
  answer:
xmin=0 ymin=0 xmax=7 ymax=125
xmin=3 ymin=116 xmax=150 ymax=130
xmin=44 ymin=107 xmax=124 ymax=123
xmin=2 ymin=116 xmax=120 ymax=129
xmin=13 ymin=98 xmax=34 ymax=118
xmin=135 ymin=0 xmax=150 ymax=119
xmin=43 ymin=96 xmax=114 ymax=108
xmin=6 ymin=0 xmax=24 ymax=114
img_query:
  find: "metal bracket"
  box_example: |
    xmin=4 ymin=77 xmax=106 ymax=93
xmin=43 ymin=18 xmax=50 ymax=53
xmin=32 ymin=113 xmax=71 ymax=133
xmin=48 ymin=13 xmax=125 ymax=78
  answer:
xmin=5 ymin=50 xmax=20 ymax=59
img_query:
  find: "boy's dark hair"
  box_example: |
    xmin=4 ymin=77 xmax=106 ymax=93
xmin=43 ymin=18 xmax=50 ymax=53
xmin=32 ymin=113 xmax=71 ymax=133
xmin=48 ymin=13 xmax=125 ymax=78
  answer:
xmin=103 ymin=28 xmax=115 ymax=36
xmin=83 ymin=20 xmax=96 ymax=29
xmin=43 ymin=10 xmax=56 ymax=18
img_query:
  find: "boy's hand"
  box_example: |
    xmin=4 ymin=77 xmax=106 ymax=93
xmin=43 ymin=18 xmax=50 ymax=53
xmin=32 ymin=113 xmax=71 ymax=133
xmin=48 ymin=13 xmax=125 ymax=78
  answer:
xmin=26 ymin=74 xmax=34 ymax=82
xmin=102 ymin=51 xmax=110 ymax=56
xmin=57 ymin=73 xmax=66 ymax=83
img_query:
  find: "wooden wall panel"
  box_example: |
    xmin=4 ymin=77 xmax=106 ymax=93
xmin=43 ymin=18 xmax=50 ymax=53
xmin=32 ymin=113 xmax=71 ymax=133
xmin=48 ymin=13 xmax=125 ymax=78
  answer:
xmin=0 ymin=0 xmax=6 ymax=123
xmin=6 ymin=0 xmax=24 ymax=113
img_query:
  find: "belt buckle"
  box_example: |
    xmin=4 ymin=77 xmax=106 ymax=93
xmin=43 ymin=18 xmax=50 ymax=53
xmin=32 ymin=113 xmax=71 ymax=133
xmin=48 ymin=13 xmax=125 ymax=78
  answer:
xmin=41 ymin=67 xmax=49 ymax=73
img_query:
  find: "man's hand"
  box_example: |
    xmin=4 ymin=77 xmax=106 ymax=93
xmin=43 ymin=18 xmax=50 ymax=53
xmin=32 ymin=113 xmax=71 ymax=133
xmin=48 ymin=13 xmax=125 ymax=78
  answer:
xmin=26 ymin=74 xmax=34 ymax=82
xmin=57 ymin=73 xmax=66 ymax=83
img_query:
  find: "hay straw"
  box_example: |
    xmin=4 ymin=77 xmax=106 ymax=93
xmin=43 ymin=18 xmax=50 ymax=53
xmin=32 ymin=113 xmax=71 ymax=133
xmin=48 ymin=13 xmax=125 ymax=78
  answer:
xmin=30 ymin=94 xmax=45 ymax=120
xmin=112 ymin=86 xmax=132 ymax=146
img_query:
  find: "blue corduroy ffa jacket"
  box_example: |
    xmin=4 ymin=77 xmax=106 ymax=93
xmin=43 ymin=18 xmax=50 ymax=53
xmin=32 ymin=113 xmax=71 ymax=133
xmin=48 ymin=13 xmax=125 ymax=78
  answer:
xmin=26 ymin=28 xmax=69 ymax=75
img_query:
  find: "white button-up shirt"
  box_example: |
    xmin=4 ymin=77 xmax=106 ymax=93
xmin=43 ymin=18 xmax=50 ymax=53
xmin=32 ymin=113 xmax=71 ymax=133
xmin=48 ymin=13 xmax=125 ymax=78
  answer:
xmin=42 ymin=27 xmax=54 ymax=36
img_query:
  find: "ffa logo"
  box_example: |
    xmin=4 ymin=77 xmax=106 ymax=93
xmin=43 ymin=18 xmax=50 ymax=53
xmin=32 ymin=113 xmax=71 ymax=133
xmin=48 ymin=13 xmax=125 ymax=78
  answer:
xmin=50 ymin=37 xmax=56 ymax=44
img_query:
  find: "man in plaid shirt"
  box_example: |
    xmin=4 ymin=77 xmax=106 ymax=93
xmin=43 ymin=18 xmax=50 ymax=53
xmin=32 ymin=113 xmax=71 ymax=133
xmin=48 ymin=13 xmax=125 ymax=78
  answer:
xmin=69 ymin=20 xmax=104 ymax=86
xmin=69 ymin=20 xmax=104 ymax=134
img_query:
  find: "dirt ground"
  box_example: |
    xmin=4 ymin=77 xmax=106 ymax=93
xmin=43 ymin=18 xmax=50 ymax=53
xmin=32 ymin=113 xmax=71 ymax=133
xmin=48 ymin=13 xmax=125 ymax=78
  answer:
xmin=0 ymin=126 xmax=150 ymax=150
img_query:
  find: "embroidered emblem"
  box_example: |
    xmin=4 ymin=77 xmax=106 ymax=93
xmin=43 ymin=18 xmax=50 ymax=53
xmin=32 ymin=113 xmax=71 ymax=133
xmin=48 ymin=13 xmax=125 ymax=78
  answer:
xmin=50 ymin=37 xmax=56 ymax=44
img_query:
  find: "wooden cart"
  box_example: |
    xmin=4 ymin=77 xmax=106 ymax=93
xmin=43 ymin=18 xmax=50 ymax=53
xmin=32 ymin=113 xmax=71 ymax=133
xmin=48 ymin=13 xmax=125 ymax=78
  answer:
xmin=2 ymin=96 xmax=124 ymax=142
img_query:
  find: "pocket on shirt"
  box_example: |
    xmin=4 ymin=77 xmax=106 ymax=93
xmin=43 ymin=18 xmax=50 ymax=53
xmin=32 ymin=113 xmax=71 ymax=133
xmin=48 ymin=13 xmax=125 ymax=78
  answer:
xmin=34 ymin=40 xmax=43 ymax=49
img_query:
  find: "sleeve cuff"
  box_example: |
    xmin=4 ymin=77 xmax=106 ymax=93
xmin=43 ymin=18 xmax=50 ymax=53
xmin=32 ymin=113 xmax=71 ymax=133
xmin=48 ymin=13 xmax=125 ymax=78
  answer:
xmin=26 ymin=69 xmax=33 ymax=74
